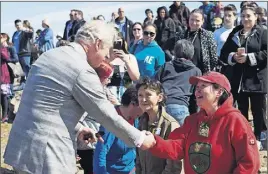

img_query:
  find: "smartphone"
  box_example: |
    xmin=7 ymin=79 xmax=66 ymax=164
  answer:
xmin=83 ymin=131 xmax=105 ymax=140
xmin=113 ymin=40 xmax=123 ymax=50
xmin=237 ymin=47 xmax=245 ymax=55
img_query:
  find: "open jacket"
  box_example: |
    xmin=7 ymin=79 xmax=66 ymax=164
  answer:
xmin=136 ymin=107 xmax=181 ymax=174
xmin=149 ymin=96 xmax=260 ymax=174
xmin=178 ymin=28 xmax=218 ymax=73
xmin=12 ymin=30 xmax=33 ymax=57
xmin=115 ymin=17 xmax=134 ymax=45
xmin=220 ymin=25 xmax=267 ymax=94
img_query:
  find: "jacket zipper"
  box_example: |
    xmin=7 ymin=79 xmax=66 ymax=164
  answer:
xmin=238 ymin=31 xmax=254 ymax=93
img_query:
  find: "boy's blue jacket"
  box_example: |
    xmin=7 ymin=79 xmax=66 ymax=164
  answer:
xmin=93 ymin=118 xmax=138 ymax=174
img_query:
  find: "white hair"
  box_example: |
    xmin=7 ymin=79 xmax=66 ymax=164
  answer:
xmin=75 ymin=20 xmax=117 ymax=48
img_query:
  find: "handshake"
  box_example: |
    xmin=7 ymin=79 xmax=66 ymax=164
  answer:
xmin=78 ymin=127 xmax=157 ymax=150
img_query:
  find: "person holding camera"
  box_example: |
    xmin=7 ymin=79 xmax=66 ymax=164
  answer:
xmin=107 ymin=31 xmax=140 ymax=102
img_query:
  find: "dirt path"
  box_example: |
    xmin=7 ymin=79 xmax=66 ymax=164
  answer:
xmin=1 ymin=123 xmax=267 ymax=173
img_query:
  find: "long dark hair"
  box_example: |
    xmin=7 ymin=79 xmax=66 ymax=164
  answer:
xmin=1 ymin=33 xmax=13 ymax=46
xmin=157 ymin=6 xmax=169 ymax=19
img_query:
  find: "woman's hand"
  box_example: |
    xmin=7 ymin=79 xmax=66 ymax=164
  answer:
xmin=233 ymin=53 xmax=247 ymax=64
xmin=113 ymin=49 xmax=130 ymax=64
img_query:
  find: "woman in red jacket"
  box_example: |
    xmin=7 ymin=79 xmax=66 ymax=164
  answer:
xmin=1 ymin=33 xmax=12 ymax=122
xmin=149 ymin=72 xmax=260 ymax=174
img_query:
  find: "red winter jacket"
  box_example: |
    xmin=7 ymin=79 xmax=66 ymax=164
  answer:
xmin=1 ymin=46 xmax=11 ymax=84
xmin=150 ymin=96 xmax=260 ymax=174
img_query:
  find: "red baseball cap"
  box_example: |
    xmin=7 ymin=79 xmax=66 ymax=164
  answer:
xmin=189 ymin=72 xmax=231 ymax=93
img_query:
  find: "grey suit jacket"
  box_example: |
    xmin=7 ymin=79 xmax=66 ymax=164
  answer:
xmin=4 ymin=42 xmax=142 ymax=174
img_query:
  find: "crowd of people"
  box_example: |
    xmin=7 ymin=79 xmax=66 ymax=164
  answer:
xmin=1 ymin=1 xmax=267 ymax=174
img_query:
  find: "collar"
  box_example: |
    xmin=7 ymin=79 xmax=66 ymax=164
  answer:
xmin=68 ymin=42 xmax=87 ymax=61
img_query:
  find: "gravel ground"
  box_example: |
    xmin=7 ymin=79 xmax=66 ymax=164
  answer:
xmin=1 ymin=123 xmax=267 ymax=173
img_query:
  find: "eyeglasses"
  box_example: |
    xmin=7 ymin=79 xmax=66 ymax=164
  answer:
xmin=133 ymin=28 xmax=141 ymax=31
xmin=143 ymin=31 xmax=155 ymax=37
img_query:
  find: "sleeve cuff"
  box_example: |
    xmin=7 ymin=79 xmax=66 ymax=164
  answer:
xmin=75 ymin=122 xmax=85 ymax=138
xmin=248 ymin=53 xmax=257 ymax=66
xmin=134 ymin=131 xmax=145 ymax=148
xmin=228 ymin=52 xmax=236 ymax=66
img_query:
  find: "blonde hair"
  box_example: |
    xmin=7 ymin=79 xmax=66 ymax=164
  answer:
xmin=75 ymin=20 xmax=117 ymax=49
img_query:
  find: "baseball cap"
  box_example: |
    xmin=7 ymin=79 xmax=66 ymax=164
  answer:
xmin=189 ymin=72 xmax=231 ymax=93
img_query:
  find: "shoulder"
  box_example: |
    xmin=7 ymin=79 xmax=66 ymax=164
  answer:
xmin=201 ymin=29 xmax=213 ymax=37
xmin=213 ymin=27 xmax=223 ymax=35
xmin=162 ymin=109 xmax=178 ymax=124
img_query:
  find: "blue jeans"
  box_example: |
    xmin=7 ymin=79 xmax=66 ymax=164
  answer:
xmin=166 ymin=104 xmax=190 ymax=126
xmin=19 ymin=56 xmax=31 ymax=77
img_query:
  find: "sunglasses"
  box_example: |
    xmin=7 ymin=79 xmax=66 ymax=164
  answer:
xmin=133 ymin=28 xmax=141 ymax=31
xmin=143 ymin=31 xmax=155 ymax=37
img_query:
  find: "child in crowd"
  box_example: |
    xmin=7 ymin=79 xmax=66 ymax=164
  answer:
xmin=93 ymin=86 xmax=142 ymax=174
xmin=135 ymin=77 xmax=182 ymax=174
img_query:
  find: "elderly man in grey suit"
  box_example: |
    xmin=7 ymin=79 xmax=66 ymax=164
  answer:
xmin=4 ymin=20 xmax=156 ymax=174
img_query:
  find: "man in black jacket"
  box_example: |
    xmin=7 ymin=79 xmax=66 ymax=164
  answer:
xmin=63 ymin=9 xmax=76 ymax=40
xmin=69 ymin=10 xmax=86 ymax=42
xmin=115 ymin=8 xmax=134 ymax=45
xmin=169 ymin=1 xmax=190 ymax=32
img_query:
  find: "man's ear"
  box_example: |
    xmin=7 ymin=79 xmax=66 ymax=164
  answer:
xmin=95 ymin=39 xmax=102 ymax=51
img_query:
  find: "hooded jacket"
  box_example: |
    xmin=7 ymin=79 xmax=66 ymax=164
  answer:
xmin=149 ymin=96 xmax=260 ymax=174
xmin=155 ymin=59 xmax=201 ymax=106
xmin=133 ymin=40 xmax=165 ymax=78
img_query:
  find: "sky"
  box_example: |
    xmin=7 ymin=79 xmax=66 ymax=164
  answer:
xmin=1 ymin=1 xmax=267 ymax=41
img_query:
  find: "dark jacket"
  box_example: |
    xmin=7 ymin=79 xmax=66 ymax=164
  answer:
xmin=154 ymin=7 xmax=176 ymax=48
xmin=63 ymin=20 xmax=73 ymax=40
xmin=12 ymin=31 xmax=33 ymax=57
xmin=220 ymin=25 xmax=267 ymax=94
xmin=69 ymin=19 xmax=86 ymax=42
xmin=169 ymin=2 xmax=190 ymax=28
xmin=155 ymin=59 xmax=201 ymax=106
xmin=115 ymin=17 xmax=134 ymax=45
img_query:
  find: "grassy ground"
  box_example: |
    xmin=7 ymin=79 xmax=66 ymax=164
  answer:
xmin=1 ymin=123 xmax=267 ymax=173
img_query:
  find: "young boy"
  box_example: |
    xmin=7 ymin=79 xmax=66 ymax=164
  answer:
xmin=214 ymin=4 xmax=237 ymax=57
xmin=93 ymin=86 xmax=142 ymax=174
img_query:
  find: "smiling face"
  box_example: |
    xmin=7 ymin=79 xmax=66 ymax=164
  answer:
xmin=224 ymin=10 xmax=236 ymax=27
xmin=241 ymin=9 xmax=257 ymax=30
xmin=132 ymin=23 xmax=143 ymax=39
xmin=195 ymin=81 xmax=222 ymax=110
xmin=138 ymin=86 xmax=163 ymax=113
xmin=189 ymin=12 xmax=204 ymax=31
xmin=159 ymin=9 xmax=166 ymax=19
xmin=143 ymin=25 xmax=156 ymax=45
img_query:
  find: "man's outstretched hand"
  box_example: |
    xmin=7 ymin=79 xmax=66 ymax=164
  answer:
xmin=140 ymin=131 xmax=156 ymax=150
